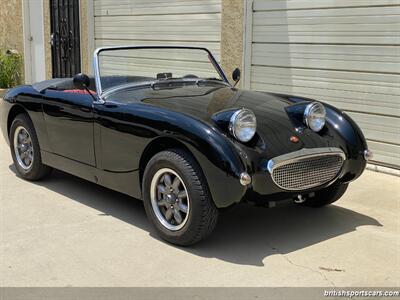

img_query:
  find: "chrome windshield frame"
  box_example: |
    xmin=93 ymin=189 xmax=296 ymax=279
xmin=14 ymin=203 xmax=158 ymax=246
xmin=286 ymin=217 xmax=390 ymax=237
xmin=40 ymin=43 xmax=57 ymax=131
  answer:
xmin=93 ymin=45 xmax=230 ymax=102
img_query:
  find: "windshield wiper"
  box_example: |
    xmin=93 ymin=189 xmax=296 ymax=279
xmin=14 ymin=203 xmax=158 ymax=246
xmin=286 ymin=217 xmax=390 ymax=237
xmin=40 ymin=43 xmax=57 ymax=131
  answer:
xmin=195 ymin=78 xmax=228 ymax=86
xmin=151 ymin=79 xmax=197 ymax=90
xmin=150 ymin=77 xmax=228 ymax=90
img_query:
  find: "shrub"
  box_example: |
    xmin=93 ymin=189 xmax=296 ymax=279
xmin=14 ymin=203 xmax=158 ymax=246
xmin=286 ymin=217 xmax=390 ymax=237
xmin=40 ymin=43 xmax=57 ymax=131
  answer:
xmin=0 ymin=49 xmax=23 ymax=88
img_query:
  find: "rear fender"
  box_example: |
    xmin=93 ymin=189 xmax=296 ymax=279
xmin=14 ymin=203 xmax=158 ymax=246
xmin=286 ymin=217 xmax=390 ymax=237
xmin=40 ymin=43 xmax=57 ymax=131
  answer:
xmin=2 ymin=86 xmax=49 ymax=150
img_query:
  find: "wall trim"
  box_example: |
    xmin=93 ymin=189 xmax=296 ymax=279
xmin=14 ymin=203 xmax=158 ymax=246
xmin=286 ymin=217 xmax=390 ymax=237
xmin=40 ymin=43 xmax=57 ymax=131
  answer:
xmin=86 ymin=0 xmax=95 ymax=74
xmin=78 ymin=0 xmax=83 ymax=74
xmin=367 ymin=163 xmax=400 ymax=177
xmin=22 ymin=0 xmax=46 ymax=83
xmin=242 ymin=0 xmax=253 ymax=89
xmin=21 ymin=0 xmax=30 ymax=83
xmin=79 ymin=0 xmax=95 ymax=75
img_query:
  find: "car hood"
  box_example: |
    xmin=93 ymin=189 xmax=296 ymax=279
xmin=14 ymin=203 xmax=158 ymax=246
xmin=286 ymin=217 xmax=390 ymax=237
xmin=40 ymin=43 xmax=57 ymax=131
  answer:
xmin=109 ymin=84 xmax=333 ymax=156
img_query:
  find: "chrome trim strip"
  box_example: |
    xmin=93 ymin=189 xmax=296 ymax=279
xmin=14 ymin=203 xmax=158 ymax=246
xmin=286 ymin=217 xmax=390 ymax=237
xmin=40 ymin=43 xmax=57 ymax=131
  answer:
xmin=267 ymin=147 xmax=346 ymax=174
xmin=228 ymin=109 xmax=242 ymax=140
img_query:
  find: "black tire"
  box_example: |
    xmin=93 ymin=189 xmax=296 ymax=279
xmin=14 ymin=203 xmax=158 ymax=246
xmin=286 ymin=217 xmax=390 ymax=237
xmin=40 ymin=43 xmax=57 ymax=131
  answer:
xmin=9 ymin=114 xmax=52 ymax=181
xmin=142 ymin=149 xmax=218 ymax=246
xmin=301 ymin=182 xmax=349 ymax=208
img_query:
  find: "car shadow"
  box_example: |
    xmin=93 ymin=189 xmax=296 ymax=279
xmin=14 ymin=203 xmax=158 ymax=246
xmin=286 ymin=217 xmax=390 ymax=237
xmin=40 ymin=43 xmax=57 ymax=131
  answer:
xmin=9 ymin=165 xmax=382 ymax=266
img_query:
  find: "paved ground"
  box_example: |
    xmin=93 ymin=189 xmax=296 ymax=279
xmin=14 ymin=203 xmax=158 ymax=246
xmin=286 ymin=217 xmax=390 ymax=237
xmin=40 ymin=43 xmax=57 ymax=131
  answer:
xmin=0 ymin=138 xmax=399 ymax=287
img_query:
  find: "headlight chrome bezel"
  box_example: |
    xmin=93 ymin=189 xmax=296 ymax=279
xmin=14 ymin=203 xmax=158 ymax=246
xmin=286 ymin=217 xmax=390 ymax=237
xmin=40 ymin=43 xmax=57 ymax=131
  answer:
xmin=304 ymin=102 xmax=326 ymax=132
xmin=229 ymin=108 xmax=257 ymax=143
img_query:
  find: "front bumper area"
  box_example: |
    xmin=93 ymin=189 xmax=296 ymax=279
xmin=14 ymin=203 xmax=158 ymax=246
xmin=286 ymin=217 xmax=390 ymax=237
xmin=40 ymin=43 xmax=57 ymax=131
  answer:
xmin=241 ymin=146 xmax=366 ymax=205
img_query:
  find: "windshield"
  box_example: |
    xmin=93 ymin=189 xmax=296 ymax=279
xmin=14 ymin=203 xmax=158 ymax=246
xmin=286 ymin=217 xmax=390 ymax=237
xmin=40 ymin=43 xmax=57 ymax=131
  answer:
xmin=95 ymin=46 xmax=227 ymax=95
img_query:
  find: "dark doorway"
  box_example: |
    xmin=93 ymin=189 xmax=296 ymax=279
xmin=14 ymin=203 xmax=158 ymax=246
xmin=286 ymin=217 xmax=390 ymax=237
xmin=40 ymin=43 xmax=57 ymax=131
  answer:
xmin=50 ymin=0 xmax=81 ymax=78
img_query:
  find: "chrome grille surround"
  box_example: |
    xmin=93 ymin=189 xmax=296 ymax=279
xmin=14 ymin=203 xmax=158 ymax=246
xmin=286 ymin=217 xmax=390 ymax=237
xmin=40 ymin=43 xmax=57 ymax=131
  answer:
xmin=267 ymin=147 xmax=345 ymax=191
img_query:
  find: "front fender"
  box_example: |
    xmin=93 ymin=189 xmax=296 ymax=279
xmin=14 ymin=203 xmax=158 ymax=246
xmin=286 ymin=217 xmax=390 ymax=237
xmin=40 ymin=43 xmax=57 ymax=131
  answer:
xmin=164 ymin=117 xmax=248 ymax=208
xmin=117 ymin=103 xmax=248 ymax=208
xmin=181 ymin=133 xmax=247 ymax=208
xmin=283 ymin=93 xmax=368 ymax=182
xmin=325 ymin=104 xmax=368 ymax=182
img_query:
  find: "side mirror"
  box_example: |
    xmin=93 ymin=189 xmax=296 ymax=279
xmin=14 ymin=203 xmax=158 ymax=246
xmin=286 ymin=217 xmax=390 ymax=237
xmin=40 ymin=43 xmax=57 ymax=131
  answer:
xmin=232 ymin=68 xmax=241 ymax=87
xmin=72 ymin=73 xmax=97 ymax=101
xmin=73 ymin=73 xmax=90 ymax=88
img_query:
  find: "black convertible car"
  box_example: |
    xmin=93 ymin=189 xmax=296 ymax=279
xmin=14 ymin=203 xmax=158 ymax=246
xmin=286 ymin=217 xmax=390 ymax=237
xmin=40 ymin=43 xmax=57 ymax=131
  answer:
xmin=0 ymin=46 xmax=372 ymax=245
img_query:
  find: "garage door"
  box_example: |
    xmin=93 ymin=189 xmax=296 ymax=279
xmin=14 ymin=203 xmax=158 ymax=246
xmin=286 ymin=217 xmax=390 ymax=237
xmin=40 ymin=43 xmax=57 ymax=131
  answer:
xmin=93 ymin=0 xmax=222 ymax=76
xmin=244 ymin=0 xmax=400 ymax=168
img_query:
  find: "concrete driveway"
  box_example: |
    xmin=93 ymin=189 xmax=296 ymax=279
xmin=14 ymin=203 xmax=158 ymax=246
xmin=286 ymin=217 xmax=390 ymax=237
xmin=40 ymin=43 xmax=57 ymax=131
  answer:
xmin=0 ymin=139 xmax=399 ymax=287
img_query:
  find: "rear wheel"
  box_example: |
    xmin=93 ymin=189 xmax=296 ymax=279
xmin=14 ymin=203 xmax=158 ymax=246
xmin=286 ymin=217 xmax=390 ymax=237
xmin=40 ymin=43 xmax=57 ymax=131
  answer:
xmin=10 ymin=114 xmax=52 ymax=180
xmin=142 ymin=149 xmax=218 ymax=246
xmin=300 ymin=182 xmax=349 ymax=207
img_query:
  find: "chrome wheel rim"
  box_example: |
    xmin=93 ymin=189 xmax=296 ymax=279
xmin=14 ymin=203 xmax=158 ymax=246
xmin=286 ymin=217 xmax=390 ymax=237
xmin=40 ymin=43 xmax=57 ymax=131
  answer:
xmin=13 ymin=126 xmax=34 ymax=170
xmin=150 ymin=168 xmax=190 ymax=231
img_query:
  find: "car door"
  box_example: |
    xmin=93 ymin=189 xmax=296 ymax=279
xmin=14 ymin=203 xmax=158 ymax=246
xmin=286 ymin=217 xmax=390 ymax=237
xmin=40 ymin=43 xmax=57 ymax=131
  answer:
xmin=93 ymin=101 xmax=152 ymax=172
xmin=42 ymin=90 xmax=96 ymax=166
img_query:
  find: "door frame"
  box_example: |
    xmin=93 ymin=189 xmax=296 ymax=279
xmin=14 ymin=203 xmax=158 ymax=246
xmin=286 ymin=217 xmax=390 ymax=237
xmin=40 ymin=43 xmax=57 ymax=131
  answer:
xmin=22 ymin=0 xmax=46 ymax=84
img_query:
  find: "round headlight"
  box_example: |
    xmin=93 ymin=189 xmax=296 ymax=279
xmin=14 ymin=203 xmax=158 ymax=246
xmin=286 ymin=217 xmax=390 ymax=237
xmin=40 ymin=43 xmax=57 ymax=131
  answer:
xmin=229 ymin=109 xmax=257 ymax=142
xmin=304 ymin=102 xmax=326 ymax=132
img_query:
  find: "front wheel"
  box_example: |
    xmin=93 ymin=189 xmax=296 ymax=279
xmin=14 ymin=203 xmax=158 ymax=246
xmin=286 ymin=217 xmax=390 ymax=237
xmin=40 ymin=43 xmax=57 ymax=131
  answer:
xmin=142 ymin=149 xmax=218 ymax=246
xmin=300 ymin=182 xmax=349 ymax=207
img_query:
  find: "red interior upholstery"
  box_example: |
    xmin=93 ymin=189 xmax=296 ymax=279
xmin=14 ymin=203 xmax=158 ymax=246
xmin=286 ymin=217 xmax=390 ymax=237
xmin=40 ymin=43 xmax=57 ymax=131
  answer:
xmin=63 ymin=89 xmax=96 ymax=95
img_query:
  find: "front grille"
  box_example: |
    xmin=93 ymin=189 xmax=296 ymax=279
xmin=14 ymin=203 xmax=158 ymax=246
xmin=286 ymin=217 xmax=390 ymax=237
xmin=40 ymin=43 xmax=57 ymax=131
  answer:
xmin=270 ymin=153 xmax=344 ymax=191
